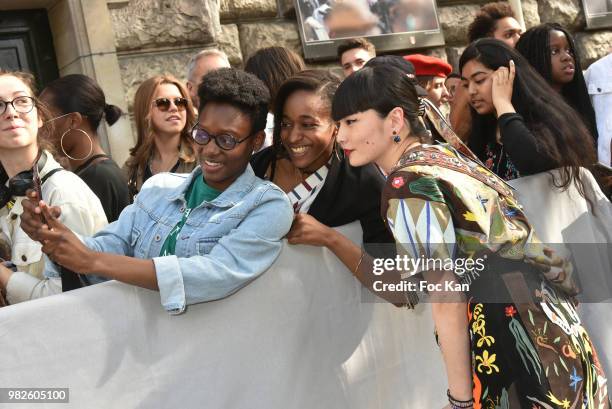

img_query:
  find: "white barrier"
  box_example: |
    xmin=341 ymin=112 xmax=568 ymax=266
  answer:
xmin=4 ymin=169 xmax=607 ymax=409
xmin=509 ymin=168 xmax=612 ymax=378
xmin=0 ymin=223 xmax=447 ymax=409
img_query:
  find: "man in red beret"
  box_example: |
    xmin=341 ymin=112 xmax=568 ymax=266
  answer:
xmin=404 ymin=54 xmax=452 ymax=109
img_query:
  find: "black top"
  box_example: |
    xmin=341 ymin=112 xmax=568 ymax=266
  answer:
xmin=75 ymin=156 xmax=130 ymax=223
xmin=251 ymin=147 xmax=394 ymax=247
xmin=477 ymin=113 xmax=557 ymax=181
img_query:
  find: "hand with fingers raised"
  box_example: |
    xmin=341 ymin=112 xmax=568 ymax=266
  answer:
xmin=35 ymin=202 xmax=96 ymax=274
xmin=491 ymin=59 xmax=517 ymax=118
xmin=20 ymin=189 xmax=62 ymax=243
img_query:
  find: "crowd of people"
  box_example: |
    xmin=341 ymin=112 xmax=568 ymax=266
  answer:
xmin=0 ymin=1 xmax=610 ymax=407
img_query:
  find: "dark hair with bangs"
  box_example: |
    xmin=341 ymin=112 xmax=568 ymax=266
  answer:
xmin=331 ymin=65 xmax=428 ymax=141
xmin=515 ymin=23 xmax=598 ymax=140
xmin=198 ymin=68 xmax=270 ymax=134
xmin=272 ymin=69 xmax=341 ymax=159
xmin=459 ymin=39 xmax=596 ymax=196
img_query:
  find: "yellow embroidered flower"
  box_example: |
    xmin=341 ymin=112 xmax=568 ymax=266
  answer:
xmin=476 ymin=333 xmax=495 ymax=347
xmin=475 ymin=350 xmax=500 ymax=374
xmin=472 ymin=318 xmax=485 ymax=334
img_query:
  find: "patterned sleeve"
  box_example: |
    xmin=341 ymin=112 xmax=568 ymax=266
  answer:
xmin=383 ymin=172 xmax=457 ymax=277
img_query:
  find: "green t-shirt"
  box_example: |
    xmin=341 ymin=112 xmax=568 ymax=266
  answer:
xmin=159 ymin=175 xmax=222 ymax=256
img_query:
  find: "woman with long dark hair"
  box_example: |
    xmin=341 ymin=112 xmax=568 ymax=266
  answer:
xmin=40 ymin=74 xmax=129 ymax=222
xmin=516 ymin=23 xmax=598 ymax=141
xmin=460 ymin=39 xmax=597 ymax=193
xmin=325 ymin=63 xmax=608 ymax=408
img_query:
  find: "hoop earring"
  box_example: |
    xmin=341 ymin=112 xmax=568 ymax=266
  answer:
xmin=392 ymin=130 xmax=401 ymax=143
xmin=60 ymin=128 xmax=93 ymax=161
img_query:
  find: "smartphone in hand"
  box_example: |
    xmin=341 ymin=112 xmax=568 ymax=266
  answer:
xmin=31 ymin=164 xmax=46 ymax=224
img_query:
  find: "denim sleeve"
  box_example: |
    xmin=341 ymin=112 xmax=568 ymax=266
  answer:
xmin=81 ymin=202 xmax=138 ymax=257
xmin=44 ymin=203 xmax=139 ymax=283
xmin=153 ymin=187 xmax=293 ymax=314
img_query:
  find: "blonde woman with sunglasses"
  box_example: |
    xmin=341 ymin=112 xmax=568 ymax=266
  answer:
xmin=123 ymin=75 xmax=197 ymax=200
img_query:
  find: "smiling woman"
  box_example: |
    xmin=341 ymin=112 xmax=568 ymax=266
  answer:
xmin=251 ymin=69 xmax=394 ymax=280
xmin=0 ymin=70 xmax=107 ymax=304
xmin=123 ymin=75 xmax=197 ymax=200
xmin=17 ymin=68 xmax=294 ymax=314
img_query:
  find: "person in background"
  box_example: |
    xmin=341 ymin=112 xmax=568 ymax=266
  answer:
xmin=516 ymin=23 xmax=599 ymax=142
xmin=19 ymin=68 xmax=293 ymax=314
xmin=403 ymin=54 xmax=452 ymax=109
xmin=251 ymin=69 xmax=393 ymax=274
xmin=460 ymin=39 xmax=596 ymax=187
xmin=0 ymin=70 xmax=107 ymax=303
xmin=244 ymin=47 xmax=306 ymax=151
xmin=585 ymin=52 xmax=612 ymax=166
xmin=336 ymin=37 xmax=376 ymax=77
xmin=451 ymin=2 xmax=523 ymax=142
xmin=467 ymin=1 xmax=523 ymax=47
xmin=444 ymin=73 xmax=462 ymax=106
xmin=185 ymin=49 xmax=231 ymax=110
xmin=39 ymin=74 xmax=129 ymax=222
xmin=123 ymin=75 xmax=197 ymax=200
xmin=324 ymin=1 xmax=381 ymax=40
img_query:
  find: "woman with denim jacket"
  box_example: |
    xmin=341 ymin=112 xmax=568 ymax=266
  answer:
xmin=19 ymin=69 xmax=294 ymax=314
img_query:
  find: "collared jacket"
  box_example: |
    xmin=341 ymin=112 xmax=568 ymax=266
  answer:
xmin=585 ymin=53 xmax=612 ymax=166
xmin=4 ymin=151 xmax=108 ymax=303
xmin=251 ymin=147 xmax=394 ymax=248
xmin=55 ymin=165 xmax=293 ymax=314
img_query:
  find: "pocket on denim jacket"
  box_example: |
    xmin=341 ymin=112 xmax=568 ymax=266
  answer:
xmin=196 ymin=237 xmax=221 ymax=255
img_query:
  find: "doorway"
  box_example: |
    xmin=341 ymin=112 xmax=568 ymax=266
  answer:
xmin=0 ymin=9 xmax=59 ymax=90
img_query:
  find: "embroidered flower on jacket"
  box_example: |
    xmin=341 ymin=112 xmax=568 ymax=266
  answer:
xmin=505 ymin=305 xmax=517 ymax=318
xmin=391 ymin=176 xmax=405 ymax=189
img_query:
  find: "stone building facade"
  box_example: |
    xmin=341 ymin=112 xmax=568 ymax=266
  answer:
xmin=1 ymin=0 xmax=611 ymax=164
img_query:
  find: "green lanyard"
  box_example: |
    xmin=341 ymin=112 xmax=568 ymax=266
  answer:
xmin=159 ymin=175 xmax=221 ymax=256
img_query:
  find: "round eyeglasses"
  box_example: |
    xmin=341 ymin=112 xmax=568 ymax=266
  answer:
xmin=0 ymin=96 xmax=35 ymax=115
xmin=191 ymin=124 xmax=253 ymax=151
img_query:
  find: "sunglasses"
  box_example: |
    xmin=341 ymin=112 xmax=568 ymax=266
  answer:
xmin=191 ymin=124 xmax=253 ymax=151
xmin=153 ymin=97 xmax=188 ymax=112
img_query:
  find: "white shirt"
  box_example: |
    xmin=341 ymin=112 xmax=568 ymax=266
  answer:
xmin=2 ymin=151 xmax=108 ymax=303
xmin=584 ymin=54 xmax=612 ymax=166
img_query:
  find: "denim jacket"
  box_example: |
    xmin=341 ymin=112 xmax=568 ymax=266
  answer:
xmin=57 ymin=165 xmax=293 ymax=314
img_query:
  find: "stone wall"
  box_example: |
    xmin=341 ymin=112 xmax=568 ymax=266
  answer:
xmin=108 ymin=0 xmax=612 ymax=111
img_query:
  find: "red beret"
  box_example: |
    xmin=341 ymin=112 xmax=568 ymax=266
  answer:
xmin=403 ymin=54 xmax=452 ymax=78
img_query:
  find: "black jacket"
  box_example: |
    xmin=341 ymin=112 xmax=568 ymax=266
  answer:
xmin=251 ymin=147 xmax=394 ymax=246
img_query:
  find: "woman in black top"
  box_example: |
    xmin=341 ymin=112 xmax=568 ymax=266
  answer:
xmin=516 ymin=23 xmax=598 ymax=142
xmin=251 ymin=70 xmax=393 ymax=269
xmin=459 ymin=39 xmax=596 ymax=191
xmin=40 ymin=74 xmax=129 ymax=222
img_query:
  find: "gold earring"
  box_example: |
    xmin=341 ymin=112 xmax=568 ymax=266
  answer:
xmin=60 ymin=128 xmax=93 ymax=161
